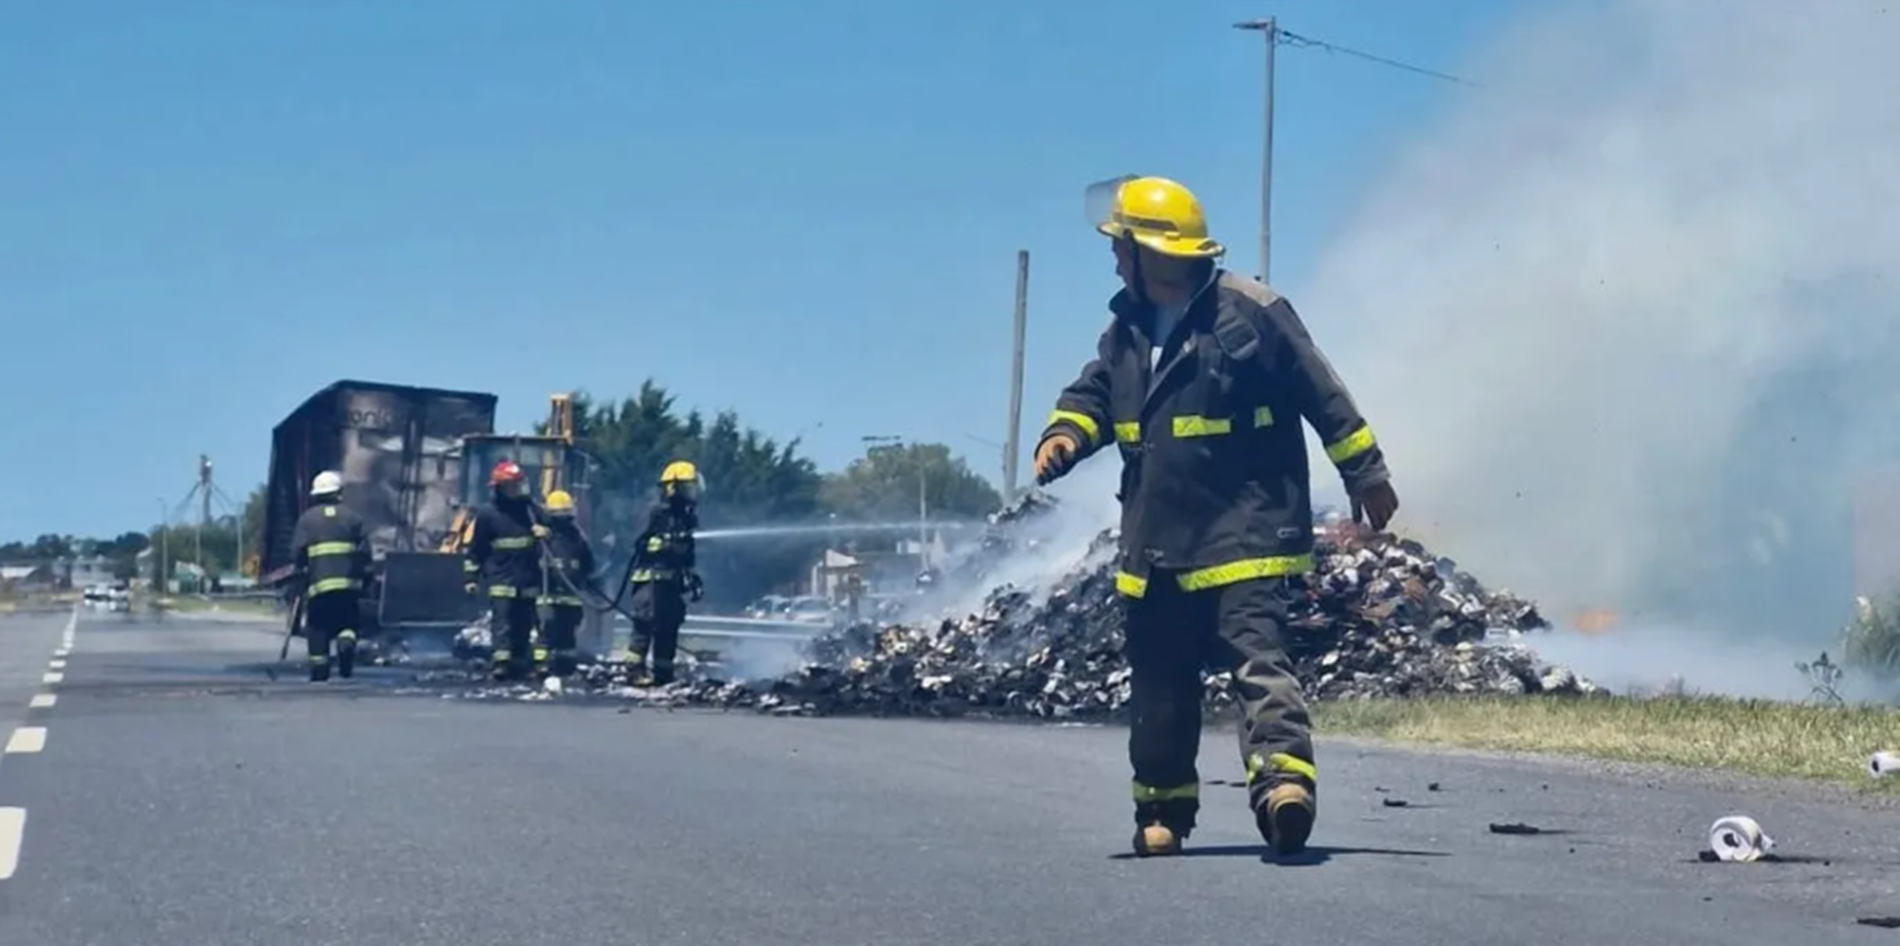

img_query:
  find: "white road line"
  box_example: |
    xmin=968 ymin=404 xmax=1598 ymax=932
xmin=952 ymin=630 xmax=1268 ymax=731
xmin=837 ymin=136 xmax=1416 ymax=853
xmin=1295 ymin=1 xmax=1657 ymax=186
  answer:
xmin=52 ymin=649 xmax=67 ymax=658
xmin=40 ymin=673 xmax=61 ymax=685
xmin=28 ymin=694 xmax=54 ymax=709
xmin=4 ymin=728 xmax=45 ymax=754
xmin=0 ymin=807 xmax=23 ymax=880
xmin=47 ymin=660 xmax=64 ymax=670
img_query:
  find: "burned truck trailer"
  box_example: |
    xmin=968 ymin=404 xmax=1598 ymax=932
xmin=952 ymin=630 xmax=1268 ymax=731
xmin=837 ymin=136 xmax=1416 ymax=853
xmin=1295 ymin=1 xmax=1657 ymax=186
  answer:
xmin=261 ymin=380 xmax=499 ymax=643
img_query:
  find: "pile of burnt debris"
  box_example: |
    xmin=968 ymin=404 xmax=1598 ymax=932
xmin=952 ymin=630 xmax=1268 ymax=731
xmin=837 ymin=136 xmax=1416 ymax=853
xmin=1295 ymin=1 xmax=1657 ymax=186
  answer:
xmin=436 ymin=492 xmax=1599 ymax=718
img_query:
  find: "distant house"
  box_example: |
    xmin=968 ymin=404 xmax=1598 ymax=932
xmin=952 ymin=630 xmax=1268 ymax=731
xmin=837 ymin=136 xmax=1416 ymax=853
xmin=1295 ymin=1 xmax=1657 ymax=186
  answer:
xmin=62 ymin=555 xmax=116 ymax=588
xmin=0 ymin=563 xmax=55 ymax=593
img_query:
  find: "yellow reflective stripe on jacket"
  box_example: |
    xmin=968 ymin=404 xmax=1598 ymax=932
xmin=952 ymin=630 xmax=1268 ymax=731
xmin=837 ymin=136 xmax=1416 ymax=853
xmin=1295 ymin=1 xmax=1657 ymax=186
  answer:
xmin=1047 ymin=409 xmax=1102 ymax=447
xmin=1115 ymin=554 xmax=1315 ymax=599
xmin=545 ymin=595 xmax=584 ymax=607
xmin=1165 ymin=408 xmax=1276 ymax=439
xmin=1132 ymin=780 xmax=1199 ymax=802
xmin=309 ymin=577 xmax=359 ymax=596
xmin=308 ymin=541 xmax=355 ymax=557
xmin=1171 ymin=415 xmax=1232 ymax=438
xmin=493 ymin=536 xmax=535 ymax=550
xmin=630 ymin=568 xmax=677 ymax=583
xmin=1246 ymin=751 xmax=1317 ymax=784
xmin=1324 ymin=424 xmax=1376 ymax=464
xmin=488 ymin=585 xmax=518 ymax=598
xmin=1114 ymin=421 xmax=1141 ymax=443
xmin=462 ymin=560 xmax=479 ymax=573
xmin=645 ymin=536 xmax=664 ymax=552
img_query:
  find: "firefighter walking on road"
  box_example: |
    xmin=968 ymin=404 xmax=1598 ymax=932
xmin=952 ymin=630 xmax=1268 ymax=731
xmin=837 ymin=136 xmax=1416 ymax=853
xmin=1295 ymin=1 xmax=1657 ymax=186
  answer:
xmin=538 ymin=489 xmax=595 ymax=678
xmin=625 ymin=460 xmax=704 ymax=686
xmin=1034 ymin=175 xmax=1401 ymax=858
xmin=464 ymin=460 xmax=545 ymax=682
xmin=291 ymin=471 xmax=370 ymax=683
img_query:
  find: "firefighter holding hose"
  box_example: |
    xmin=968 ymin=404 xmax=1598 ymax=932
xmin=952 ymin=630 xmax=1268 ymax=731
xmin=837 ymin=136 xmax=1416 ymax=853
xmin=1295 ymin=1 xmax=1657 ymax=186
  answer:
xmin=537 ymin=489 xmax=595 ymax=677
xmin=624 ymin=460 xmax=704 ymax=686
xmin=290 ymin=470 xmax=370 ymax=683
xmin=1032 ymin=175 xmax=1400 ymax=858
xmin=464 ymin=460 xmax=545 ymax=682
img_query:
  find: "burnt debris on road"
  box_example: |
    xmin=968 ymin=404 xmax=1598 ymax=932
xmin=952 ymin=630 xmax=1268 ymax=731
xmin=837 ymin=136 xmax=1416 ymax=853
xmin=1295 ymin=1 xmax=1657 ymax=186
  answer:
xmin=434 ymin=492 xmax=1600 ymax=718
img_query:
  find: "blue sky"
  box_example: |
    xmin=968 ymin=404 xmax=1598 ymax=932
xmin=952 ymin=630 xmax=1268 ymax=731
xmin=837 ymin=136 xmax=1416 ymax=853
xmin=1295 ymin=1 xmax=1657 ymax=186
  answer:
xmin=0 ymin=0 xmax=1521 ymax=539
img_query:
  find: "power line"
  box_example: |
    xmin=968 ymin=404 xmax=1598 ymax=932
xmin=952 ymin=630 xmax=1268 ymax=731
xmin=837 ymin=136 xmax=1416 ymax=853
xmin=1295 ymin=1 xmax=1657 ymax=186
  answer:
xmin=1276 ymin=28 xmax=1480 ymax=88
xmin=1232 ymin=16 xmax=1479 ymax=282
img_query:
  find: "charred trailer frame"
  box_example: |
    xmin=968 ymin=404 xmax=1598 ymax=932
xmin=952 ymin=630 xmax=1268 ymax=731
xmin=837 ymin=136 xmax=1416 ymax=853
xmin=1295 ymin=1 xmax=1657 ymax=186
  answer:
xmin=260 ymin=380 xmax=501 ymax=647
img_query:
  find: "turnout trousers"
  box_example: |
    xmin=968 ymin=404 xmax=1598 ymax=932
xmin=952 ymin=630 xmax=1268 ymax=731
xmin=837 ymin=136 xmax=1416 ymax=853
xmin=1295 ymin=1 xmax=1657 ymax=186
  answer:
xmin=489 ymin=594 xmax=539 ymax=681
xmin=627 ymin=582 xmax=687 ymax=685
xmin=1124 ymin=574 xmax=1316 ymax=835
xmin=542 ymin=602 xmax=584 ymax=676
xmin=304 ymin=592 xmax=359 ymax=682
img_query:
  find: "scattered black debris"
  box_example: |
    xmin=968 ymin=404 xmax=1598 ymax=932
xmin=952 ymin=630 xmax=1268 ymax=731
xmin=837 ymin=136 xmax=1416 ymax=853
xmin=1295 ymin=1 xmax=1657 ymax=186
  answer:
xmin=1489 ymin=822 xmax=1546 ymax=835
xmin=1427 ymin=782 xmax=1442 ymax=792
xmin=1858 ymin=917 xmax=1900 ymax=929
xmin=1381 ymin=798 xmax=1410 ymax=808
xmin=437 ymin=492 xmax=1598 ymax=718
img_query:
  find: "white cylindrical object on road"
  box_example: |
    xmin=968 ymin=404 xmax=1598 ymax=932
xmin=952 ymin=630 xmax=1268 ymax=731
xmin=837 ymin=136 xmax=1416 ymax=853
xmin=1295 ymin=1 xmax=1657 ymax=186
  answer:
xmin=1868 ymin=751 xmax=1900 ymax=778
xmin=1707 ymin=815 xmax=1774 ymax=863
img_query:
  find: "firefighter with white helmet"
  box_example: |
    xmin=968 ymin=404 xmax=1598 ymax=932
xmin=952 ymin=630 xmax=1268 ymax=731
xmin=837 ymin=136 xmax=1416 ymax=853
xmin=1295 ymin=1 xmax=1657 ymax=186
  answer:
xmin=290 ymin=470 xmax=369 ymax=682
xmin=537 ymin=488 xmax=595 ymax=677
xmin=624 ymin=460 xmax=704 ymax=686
xmin=1034 ymin=175 xmax=1401 ymax=858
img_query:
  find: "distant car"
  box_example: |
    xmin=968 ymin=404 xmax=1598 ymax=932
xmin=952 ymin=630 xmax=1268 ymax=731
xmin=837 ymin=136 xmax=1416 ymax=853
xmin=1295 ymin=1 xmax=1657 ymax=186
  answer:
xmin=783 ymin=597 xmax=836 ymax=625
xmin=747 ymin=595 xmax=793 ymax=619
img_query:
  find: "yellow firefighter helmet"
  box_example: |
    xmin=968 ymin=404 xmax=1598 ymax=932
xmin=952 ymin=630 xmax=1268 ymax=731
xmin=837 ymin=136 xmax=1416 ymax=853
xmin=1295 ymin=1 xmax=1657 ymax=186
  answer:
xmin=659 ymin=460 xmax=702 ymax=500
xmin=1086 ymin=175 xmax=1226 ymax=260
xmin=544 ymin=489 xmax=575 ymax=517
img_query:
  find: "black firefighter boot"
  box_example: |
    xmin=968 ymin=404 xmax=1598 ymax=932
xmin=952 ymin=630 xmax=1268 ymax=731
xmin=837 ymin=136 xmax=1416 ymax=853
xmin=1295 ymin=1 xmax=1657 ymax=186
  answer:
xmin=308 ymin=655 xmax=331 ymax=684
xmin=1254 ymin=780 xmax=1317 ymax=857
xmin=1132 ymin=798 xmax=1195 ymax=858
xmin=335 ymin=631 xmax=358 ymax=680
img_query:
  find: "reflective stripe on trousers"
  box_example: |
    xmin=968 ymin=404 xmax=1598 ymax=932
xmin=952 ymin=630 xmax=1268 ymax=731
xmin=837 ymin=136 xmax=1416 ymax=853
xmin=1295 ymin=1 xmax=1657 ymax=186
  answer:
xmin=1115 ymin=554 xmax=1314 ymax=599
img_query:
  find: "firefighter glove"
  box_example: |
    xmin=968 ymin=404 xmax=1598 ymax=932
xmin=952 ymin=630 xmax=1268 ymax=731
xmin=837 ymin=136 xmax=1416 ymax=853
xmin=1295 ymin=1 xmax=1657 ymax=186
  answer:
xmin=463 ymin=581 xmax=479 ymax=596
xmin=686 ymin=572 xmax=705 ymax=602
xmin=1350 ymin=479 xmax=1400 ymax=532
xmin=1033 ymin=432 xmax=1081 ymax=486
xmin=532 ymin=524 xmax=551 ymax=540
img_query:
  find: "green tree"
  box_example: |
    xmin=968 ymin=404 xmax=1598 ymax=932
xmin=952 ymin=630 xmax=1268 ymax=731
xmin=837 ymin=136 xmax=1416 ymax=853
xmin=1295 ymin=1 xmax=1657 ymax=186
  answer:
xmin=819 ymin=442 xmax=1003 ymax=524
xmin=550 ymin=381 xmax=824 ymax=607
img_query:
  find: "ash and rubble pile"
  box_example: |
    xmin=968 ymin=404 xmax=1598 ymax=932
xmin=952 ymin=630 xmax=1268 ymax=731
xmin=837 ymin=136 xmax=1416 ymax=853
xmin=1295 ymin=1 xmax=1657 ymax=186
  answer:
xmin=574 ymin=493 xmax=1601 ymax=718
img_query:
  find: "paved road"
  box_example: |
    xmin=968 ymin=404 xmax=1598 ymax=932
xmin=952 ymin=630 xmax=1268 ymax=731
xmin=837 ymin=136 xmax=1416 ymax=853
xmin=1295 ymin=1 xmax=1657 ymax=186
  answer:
xmin=0 ymin=610 xmax=1897 ymax=945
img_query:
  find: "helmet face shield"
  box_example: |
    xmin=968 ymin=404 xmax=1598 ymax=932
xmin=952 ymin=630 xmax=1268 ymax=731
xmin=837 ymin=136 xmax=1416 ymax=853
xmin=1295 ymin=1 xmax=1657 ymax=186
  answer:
xmin=1085 ymin=174 xmax=1141 ymax=239
xmin=665 ymin=477 xmax=702 ymax=504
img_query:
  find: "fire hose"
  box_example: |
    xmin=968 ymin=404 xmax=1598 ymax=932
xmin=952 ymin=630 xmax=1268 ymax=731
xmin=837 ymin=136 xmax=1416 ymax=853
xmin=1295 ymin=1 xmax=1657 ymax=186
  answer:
xmin=525 ymin=504 xmax=703 ymax=667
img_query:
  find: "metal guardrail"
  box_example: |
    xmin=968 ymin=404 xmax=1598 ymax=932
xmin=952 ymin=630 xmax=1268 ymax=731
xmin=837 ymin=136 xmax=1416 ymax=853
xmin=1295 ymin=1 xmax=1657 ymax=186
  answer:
xmin=649 ymin=613 xmax=833 ymax=640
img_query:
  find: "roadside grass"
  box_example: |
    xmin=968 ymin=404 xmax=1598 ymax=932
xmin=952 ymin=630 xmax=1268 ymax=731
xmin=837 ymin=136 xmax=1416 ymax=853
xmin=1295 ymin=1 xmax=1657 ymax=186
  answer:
xmin=1315 ymin=694 xmax=1900 ymax=791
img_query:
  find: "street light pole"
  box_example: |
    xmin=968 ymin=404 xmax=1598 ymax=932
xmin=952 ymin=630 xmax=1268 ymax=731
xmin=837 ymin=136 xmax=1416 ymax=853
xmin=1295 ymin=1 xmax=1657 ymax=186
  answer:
xmin=1234 ymin=17 xmax=1279 ymax=285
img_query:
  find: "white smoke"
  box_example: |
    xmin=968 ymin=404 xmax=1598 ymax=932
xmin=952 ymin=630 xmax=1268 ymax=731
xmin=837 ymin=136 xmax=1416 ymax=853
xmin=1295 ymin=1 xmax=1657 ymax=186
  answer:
xmin=1307 ymin=0 xmax=1900 ymax=661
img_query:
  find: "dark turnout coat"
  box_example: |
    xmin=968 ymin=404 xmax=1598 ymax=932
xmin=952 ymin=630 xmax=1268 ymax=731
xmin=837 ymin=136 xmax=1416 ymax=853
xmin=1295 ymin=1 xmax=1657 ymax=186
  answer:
xmin=1039 ymin=270 xmax=1390 ymax=598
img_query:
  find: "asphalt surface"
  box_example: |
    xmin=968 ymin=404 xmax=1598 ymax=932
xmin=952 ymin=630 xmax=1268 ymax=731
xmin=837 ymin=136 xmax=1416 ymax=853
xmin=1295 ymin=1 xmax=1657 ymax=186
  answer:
xmin=0 ymin=609 xmax=1897 ymax=945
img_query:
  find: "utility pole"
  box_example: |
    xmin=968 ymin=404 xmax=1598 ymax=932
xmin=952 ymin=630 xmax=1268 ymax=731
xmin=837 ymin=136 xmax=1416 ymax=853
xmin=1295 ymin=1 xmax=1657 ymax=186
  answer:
xmin=1234 ymin=17 xmax=1278 ymax=284
xmin=197 ymin=455 xmax=212 ymax=582
xmin=156 ymin=498 xmax=169 ymax=593
xmin=1003 ymin=249 xmax=1030 ymax=502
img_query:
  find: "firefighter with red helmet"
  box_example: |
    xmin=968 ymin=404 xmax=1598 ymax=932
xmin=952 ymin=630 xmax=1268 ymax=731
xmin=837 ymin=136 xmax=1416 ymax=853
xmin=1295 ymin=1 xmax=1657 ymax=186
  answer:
xmin=463 ymin=459 xmax=547 ymax=682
